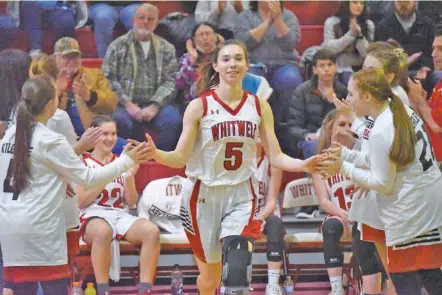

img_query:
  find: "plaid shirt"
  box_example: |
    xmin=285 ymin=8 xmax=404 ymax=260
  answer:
xmin=175 ymin=53 xmax=198 ymax=102
xmin=102 ymin=31 xmax=178 ymax=107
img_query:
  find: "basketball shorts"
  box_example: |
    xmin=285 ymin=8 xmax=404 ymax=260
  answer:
xmin=180 ymin=177 xmax=263 ymax=264
xmin=80 ymin=207 xmax=141 ymax=243
xmin=360 ymin=224 xmax=442 ymax=273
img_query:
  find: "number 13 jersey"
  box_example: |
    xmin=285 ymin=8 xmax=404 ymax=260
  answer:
xmin=186 ymin=90 xmax=262 ymax=187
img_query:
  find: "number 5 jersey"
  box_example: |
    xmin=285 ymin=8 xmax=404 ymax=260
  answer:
xmin=186 ymin=90 xmax=262 ymax=186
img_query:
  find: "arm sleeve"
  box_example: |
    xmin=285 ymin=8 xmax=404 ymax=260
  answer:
xmin=234 ymin=12 xmax=261 ymax=51
xmin=88 ymin=69 xmax=118 ymax=114
xmin=351 ymin=117 xmax=367 ymax=138
xmin=287 ymin=88 xmax=309 ymax=143
xmin=42 ymin=136 xmax=136 ymax=189
xmin=355 ymin=20 xmax=374 ymax=58
xmin=195 ymin=1 xmax=219 ymax=24
xmin=149 ymin=45 xmax=178 ymax=107
xmin=340 ymin=146 xmax=371 ymax=169
xmin=340 ymin=132 xmax=396 ymax=194
xmin=274 ymin=11 xmax=300 ymax=52
xmin=322 ymin=17 xmax=356 ymax=55
xmin=101 ymin=43 xmax=131 ymax=105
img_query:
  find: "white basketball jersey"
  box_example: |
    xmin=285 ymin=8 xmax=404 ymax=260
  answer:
xmin=81 ymin=153 xmax=127 ymax=212
xmin=325 ymin=174 xmax=353 ymax=211
xmin=138 ymin=176 xmax=185 ymax=234
xmin=255 ymin=155 xmax=270 ymax=214
xmin=186 ymin=90 xmax=262 ymax=186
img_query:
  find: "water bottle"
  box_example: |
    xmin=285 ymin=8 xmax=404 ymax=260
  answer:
xmin=84 ymin=282 xmax=97 ymax=295
xmin=171 ymin=264 xmax=184 ymax=295
xmin=283 ymin=276 xmax=294 ymax=295
xmin=72 ymin=282 xmax=84 ymax=295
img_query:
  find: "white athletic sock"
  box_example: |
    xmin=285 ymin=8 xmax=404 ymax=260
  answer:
xmin=268 ymin=269 xmax=280 ymax=285
xmin=329 ymin=276 xmax=343 ymax=293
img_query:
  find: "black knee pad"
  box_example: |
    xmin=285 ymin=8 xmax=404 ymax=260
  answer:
xmin=264 ymin=215 xmax=285 ymax=262
xmin=221 ymin=235 xmax=254 ymax=294
xmin=322 ymin=218 xmax=344 ymax=268
xmin=352 ymin=223 xmax=384 ymax=276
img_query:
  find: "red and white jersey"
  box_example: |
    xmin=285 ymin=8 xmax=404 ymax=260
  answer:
xmin=81 ymin=153 xmax=127 ymax=212
xmin=325 ymin=174 xmax=353 ymax=211
xmin=138 ymin=176 xmax=185 ymax=234
xmin=186 ymin=90 xmax=262 ymax=186
xmin=254 ymin=155 xmax=281 ymax=217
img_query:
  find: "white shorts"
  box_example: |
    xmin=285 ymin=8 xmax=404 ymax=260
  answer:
xmin=180 ymin=178 xmax=262 ymax=264
xmin=80 ymin=206 xmax=141 ymax=242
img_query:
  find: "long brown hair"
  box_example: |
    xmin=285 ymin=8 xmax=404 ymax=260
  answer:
xmin=316 ymin=109 xmax=353 ymax=153
xmin=196 ymin=39 xmax=249 ymax=96
xmin=352 ymin=68 xmax=416 ymax=167
xmin=29 ymin=54 xmax=59 ymax=80
xmin=13 ymin=75 xmax=57 ymax=191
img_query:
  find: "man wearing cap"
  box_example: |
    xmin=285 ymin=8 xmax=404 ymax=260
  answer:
xmin=102 ymin=3 xmax=182 ymax=151
xmin=53 ymin=37 xmax=123 ymax=153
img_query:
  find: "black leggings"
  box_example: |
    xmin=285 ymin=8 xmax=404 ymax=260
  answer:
xmin=390 ymin=269 xmax=442 ymax=295
xmin=11 ymin=278 xmax=69 ymax=295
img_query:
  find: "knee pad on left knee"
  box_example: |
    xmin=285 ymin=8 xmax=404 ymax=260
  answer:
xmin=355 ymin=241 xmax=383 ymax=276
xmin=221 ymin=235 xmax=254 ymax=294
xmin=322 ymin=218 xmax=344 ymax=268
xmin=265 ymin=216 xmax=284 ymax=262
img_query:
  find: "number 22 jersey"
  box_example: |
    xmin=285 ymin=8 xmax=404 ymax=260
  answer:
xmin=186 ymin=90 xmax=262 ymax=186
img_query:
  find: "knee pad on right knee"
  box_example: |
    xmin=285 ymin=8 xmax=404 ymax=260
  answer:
xmin=322 ymin=218 xmax=344 ymax=268
xmin=265 ymin=216 xmax=285 ymax=262
xmin=221 ymin=235 xmax=254 ymax=294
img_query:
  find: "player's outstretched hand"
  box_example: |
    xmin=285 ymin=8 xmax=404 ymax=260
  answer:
xmin=123 ymin=142 xmax=151 ymax=164
xmin=78 ymin=127 xmax=103 ymax=152
xmin=302 ymin=154 xmax=327 ymax=174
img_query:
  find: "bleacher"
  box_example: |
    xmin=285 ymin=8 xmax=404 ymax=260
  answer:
xmin=0 ymin=1 xmax=364 ymax=293
xmin=0 ymin=1 xmax=338 ymax=57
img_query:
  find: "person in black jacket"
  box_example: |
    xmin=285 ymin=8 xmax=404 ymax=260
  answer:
xmin=287 ymin=48 xmax=347 ymax=160
xmin=375 ymin=0 xmax=442 ymax=91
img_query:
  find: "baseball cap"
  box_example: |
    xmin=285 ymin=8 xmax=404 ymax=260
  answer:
xmin=54 ymin=37 xmax=81 ymax=55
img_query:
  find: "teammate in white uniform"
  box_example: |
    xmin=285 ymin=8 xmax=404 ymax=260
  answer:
xmin=76 ymin=115 xmax=160 ymax=295
xmin=0 ymin=75 xmax=151 ymax=294
xmin=313 ymin=109 xmax=383 ymax=295
xmin=322 ymin=68 xmax=442 ymax=294
xmin=143 ymin=40 xmax=323 ymax=295
xmin=254 ymin=139 xmax=284 ymax=295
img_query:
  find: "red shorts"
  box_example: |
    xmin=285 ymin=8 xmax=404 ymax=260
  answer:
xmin=4 ymin=265 xmax=70 ymax=284
xmin=361 ymin=224 xmax=442 ymax=273
xmin=67 ymin=230 xmax=80 ymax=257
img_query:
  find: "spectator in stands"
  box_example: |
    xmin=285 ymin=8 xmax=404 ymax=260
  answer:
xmin=287 ymin=48 xmax=347 ymax=159
xmin=323 ymin=1 xmax=375 ymax=86
xmin=175 ymin=22 xmax=273 ymax=107
xmin=376 ymin=0 xmax=441 ymax=91
xmin=195 ymin=0 xmax=247 ymax=40
xmin=0 ymin=49 xmax=31 ymax=130
xmin=365 ymin=0 xmax=393 ymax=24
xmin=6 ymin=1 xmax=87 ymax=58
xmin=102 ymin=4 xmax=182 ymax=152
xmin=0 ymin=11 xmax=17 ymax=52
xmin=418 ymin=1 xmax=442 ymax=31
xmin=53 ymin=37 xmax=122 ymax=153
xmin=235 ymin=0 xmax=303 ymax=129
xmin=89 ymin=1 xmax=141 ymax=58
xmin=408 ymin=28 xmax=442 ymax=170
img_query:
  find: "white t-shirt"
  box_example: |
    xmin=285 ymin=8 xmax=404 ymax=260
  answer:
xmin=46 ymin=108 xmax=77 ymax=146
xmin=341 ymin=106 xmax=442 ymax=246
xmin=0 ymin=123 xmax=135 ymax=266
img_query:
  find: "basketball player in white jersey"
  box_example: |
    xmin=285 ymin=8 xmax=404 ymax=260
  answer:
xmin=140 ymin=40 xmax=324 ymax=295
xmin=76 ymin=115 xmax=160 ymax=295
xmin=313 ymin=109 xmax=384 ymax=295
xmin=253 ymin=136 xmax=284 ymax=295
xmin=321 ymin=68 xmax=442 ymax=295
xmin=138 ymin=176 xmax=185 ymax=234
xmin=0 ymin=75 xmax=151 ymax=295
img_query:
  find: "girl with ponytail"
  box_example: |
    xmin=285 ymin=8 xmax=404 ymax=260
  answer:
xmin=0 ymin=75 xmax=152 ymax=294
xmin=321 ymin=68 xmax=442 ymax=294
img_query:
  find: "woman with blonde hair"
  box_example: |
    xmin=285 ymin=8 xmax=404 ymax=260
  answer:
xmin=322 ymin=68 xmax=442 ymax=294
